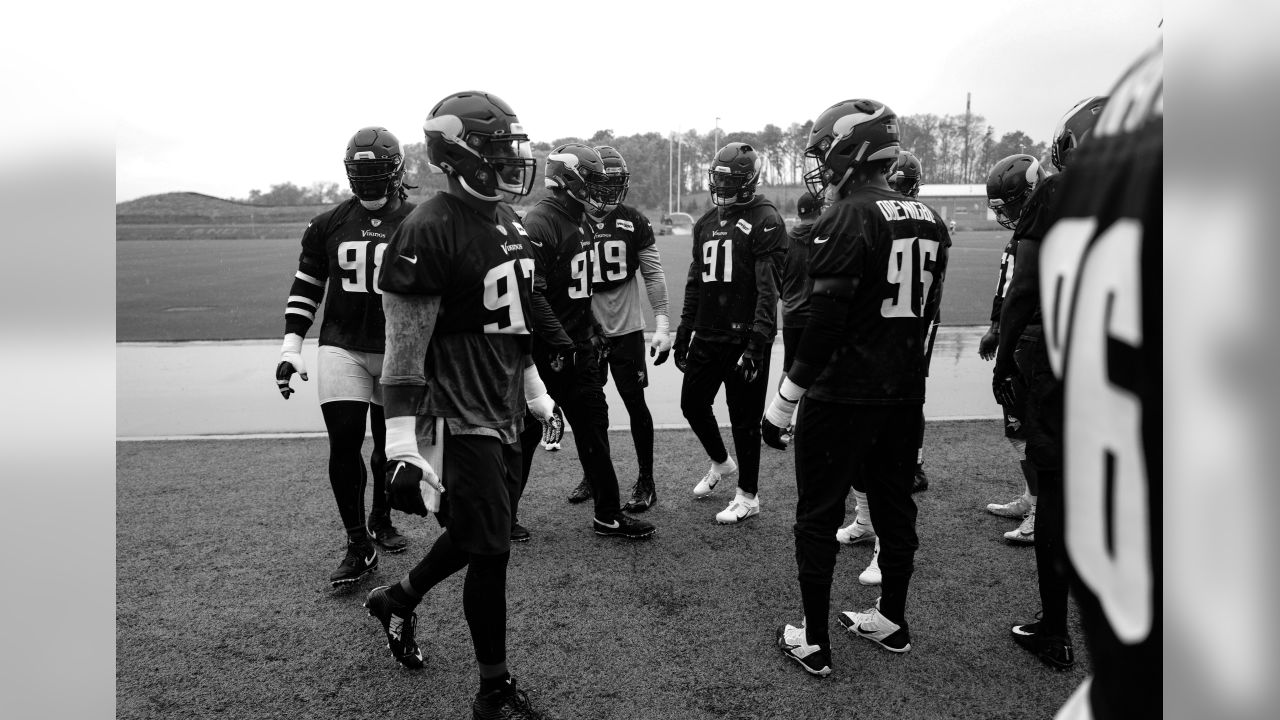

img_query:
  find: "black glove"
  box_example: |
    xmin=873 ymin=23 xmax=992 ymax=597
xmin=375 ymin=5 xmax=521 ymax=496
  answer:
xmin=547 ymin=344 xmax=575 ymax=374
xmin=992 ymin=370 xmax=1022 ymax=409
xmin=386 ymin=460 xmax=431 ymax=516
xmin=737 ymin=332 xmax=769 ymax=383
xmin=589 ymin=333 xmax=610 ymax=365
xmin=673 ymin=325 xmax=692 ymax=373
xmin=761 ymin=417 xmax=789 ymax=451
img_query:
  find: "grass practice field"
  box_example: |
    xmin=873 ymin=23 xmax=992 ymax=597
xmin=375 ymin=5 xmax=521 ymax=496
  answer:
xmin=116 ymin=229 xmax=1007 ymax=342
xmin=118 ymin=425 xmax=1087 ymax=720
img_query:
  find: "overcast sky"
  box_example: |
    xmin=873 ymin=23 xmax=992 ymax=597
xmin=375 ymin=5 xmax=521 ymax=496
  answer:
xmin=113 ymin=0 xmax=1161 ymax=202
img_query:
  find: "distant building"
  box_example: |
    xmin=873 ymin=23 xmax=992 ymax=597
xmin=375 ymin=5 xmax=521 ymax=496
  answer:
xmin=918 ymin=184 xmax=1001 ymax=231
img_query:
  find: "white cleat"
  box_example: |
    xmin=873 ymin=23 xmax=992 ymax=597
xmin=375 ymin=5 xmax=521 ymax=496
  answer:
xmin=693 ymin=457 xmax=737 ymax=498
xmin=836 ymin=518 xmax=876 ymax=545
xmin=858 ymin=538 xmax=882 ymax=586
xmin=986 ymin=495 xmax=1032 ymax=518
xmin=1003 ymin=506 xmax=1036 ymax=544
xmin=715 ymin=491 xmax=760 ymax=524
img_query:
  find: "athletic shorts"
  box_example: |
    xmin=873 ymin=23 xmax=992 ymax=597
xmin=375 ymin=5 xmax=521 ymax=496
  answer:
xmin=317 ymin=344 xmax=383 ymax=406
xmin=602 ymin=330 xmax=648 ymax=395
xmin=433 ymin=427 xmax=522 ymax=556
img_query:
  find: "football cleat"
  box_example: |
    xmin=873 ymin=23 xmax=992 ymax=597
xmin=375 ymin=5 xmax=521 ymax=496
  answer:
xmin=364 ymin=585 xmax=424 ymax=669
xmin=1004 ymin=506 xmax=1037 ymax=544
xmin=836 ymin=518 xmax=876 ymax=545
xmin=838 ymin=607 xmax=912 ymax=653
xmin=621 ymin=473 xmax=657 ymax=513
xmin=776 ymin=623 xmax=832 ymax=677
xmin=693 ymin=458 xmax=737 ymax=498
xmin=368 ymin=516 xmax=409 ymax=554
xmin=567 ymin=476 xmax=592 ymax=504
xmin=715 ymin=492 xmax=760 ymax=524
xmin=593 ymin=513 xmax=656 ymax=539
xmin=472 ymin=677 xmax=550 ymax=720
xmin=330 ymin=542 xmax=378 ymax=586
xmin=858 ymin=539 xmax=882 ymax=586
xmin=987 ymin=495 xmax=1033 ymax=518
xmin=510 ymin=522 xmax=531 ymax=543
xmin=540 ymin=405 xmax=565 ymax=451
xmin=1011 ymin=620 xmax=1075 ymax=670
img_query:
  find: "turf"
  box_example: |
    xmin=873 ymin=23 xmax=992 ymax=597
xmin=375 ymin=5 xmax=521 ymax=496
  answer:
xmin=118 ymin=422 xmax=1086 ymax=719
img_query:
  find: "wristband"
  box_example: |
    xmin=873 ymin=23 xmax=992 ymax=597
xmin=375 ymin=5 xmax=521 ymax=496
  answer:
xmin=654 ymin=314 xmax=670 ymax=336
xmin=524 ymin=364 xmax=547 ymax=402
xmin=779 ymin=377 xmax=807 ymax=404
xmin=281 ymin=333 xmax=303 ymax=355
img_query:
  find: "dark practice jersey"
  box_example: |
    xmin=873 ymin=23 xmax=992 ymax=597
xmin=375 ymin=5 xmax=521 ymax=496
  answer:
xmin=378 ymin=192 xmax=535 ymax=431
xmin=1039 ymin=40 xmax=1161 ymax=720
xmin=1008 ymin=173 xmax=1067 ymax=328
xmin=523 ymin=195 xmax=598 ymax=344
xmin=284 ymin=197 xmax=416 ymax=353
xmin=806 ymin=186 xmax=951 ymax=404
xmin=989 ymin=236 xmax=1019 ymax=323
xmin=587 ymin=203 xmax=654 ymax=292
xmin=781 ymin=219 xmax=816 ymax=328
xmin=682 ymin=195 xmax=787 ymax=341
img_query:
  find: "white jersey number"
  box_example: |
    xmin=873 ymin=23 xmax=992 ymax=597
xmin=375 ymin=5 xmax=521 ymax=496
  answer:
xmin=880 ymin=237 xmax=941 ymax=318
xmin=482 ymin=258 xmax=536 ymax=334
xmin=337 ymin=240 xmax=386 ymax=295
xmin=701 ymin=238 xmax=734 ymax=283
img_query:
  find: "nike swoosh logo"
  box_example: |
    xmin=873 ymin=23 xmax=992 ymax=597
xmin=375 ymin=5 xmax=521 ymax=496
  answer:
xmin=596 ymin=519 xmax=620 ymax=529
xmin=763 ymin=225 xmax=778 ymax=232
xmin=813 ymin=236 xmax=831 ymax=244
xmin=402 ymin=254 xmax=418 ymax=264
xmin=364 ymin=554 xmax=376 ymax=565
xmin=529 ymin=239 xmax=544 ymax=247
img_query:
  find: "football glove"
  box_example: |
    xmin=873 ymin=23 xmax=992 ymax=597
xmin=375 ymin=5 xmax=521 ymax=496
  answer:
xmin=762 ymin=378 xmax=806 ymax=451
xmin=673 ymin=325 xmax=692 ymax=373
xmin=736 ymin=332 xmax=769 ymax=383
xmin=384 ymin=416 xmax=443 ymax=515
xmin=547 ymin=344 xmax=574 ymax=374
xmin=540 ymin=405 xmax=566 ymax=450
xmin=992 ymin=371 xmax=1022 ymax=409
xmin=589 ymin=334 xmax=610 ymax=366
xmin=649 ymin=314 xmax=673 ymax=365
xmin=275 ymin=333 xmax=307 ymax=399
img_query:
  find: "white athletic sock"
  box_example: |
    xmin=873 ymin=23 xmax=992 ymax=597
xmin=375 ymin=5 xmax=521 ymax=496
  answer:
xmin=853 ymin=489 xmax=871 ymax=526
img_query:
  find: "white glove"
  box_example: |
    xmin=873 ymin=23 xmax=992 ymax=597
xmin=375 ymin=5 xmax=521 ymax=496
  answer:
xmin=385 ymin=415 xmax=443 ymax=512
xmin=649 ymin=314 xmax=673 ymax=357
xmin=275 ymin=333 xmax=308 ymax=398
xmin=765 ymin=378 xmax=807 ymax=428
xmin=523 ymin=365 xmax=555 ymax=421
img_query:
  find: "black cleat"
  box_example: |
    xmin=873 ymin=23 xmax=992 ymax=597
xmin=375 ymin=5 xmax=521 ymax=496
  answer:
xmin=368 ymin=515 xmax=410 ymax=554
xmin=567 ymin=477 xmax=592 ymax=504
xmin=330 ymin=542 xmax=378 ymax=586
xmin=593 ymin=513 xmax=656 ymax=539
xmin=621 ymin=473 xmax=657 ymax=513
xmin=364 ymin=585 xmax=424 ymax=669
xmin=911 ymin=464 xmax=929 ymax=493
xmin=510 ymin=522 xmax=531 ymax=543
xmin=1011 ymin=620 xmax=1075 ymax=670
xmin=473 ymin=677 xmax=551 ymax=720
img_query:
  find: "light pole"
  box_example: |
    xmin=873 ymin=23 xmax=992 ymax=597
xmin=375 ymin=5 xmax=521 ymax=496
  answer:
xmin=676 ymin=132 xmax=682 ymax=213
xmin=714 ymin=116 xmax=720 ymax=155
xmin=668 ymin=132 xmax=674 ymax=216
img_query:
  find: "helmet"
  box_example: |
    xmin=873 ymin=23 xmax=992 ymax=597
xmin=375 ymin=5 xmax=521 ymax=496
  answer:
xmin=804 ymin=99 xmax=900 ymax=197
xmin=422 ymin=91 xmax=536 ymax=202
xmin=985 ymin=154 xmax=1048 ymax=229
xmin=344 ymin=127 xmax=404 ymax=202
xmin=544 ymin=143 xmax=611 ymax=214
xmin=708 ymin=142 xmax=761 ymax=207
xmin=1051 ymin=95 xmax=1109 ymax=171
xmin=888 ymin=150 xmax=922 ymax=197
xmin=594 ymin=145 xmax=630 ymax=207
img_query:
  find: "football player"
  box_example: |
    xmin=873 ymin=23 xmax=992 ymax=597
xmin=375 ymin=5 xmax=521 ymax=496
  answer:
xmin=981 ymin=153 xmax=1049 ymax=543
xmin=518 ymin=142 xmax=656 ymax=539
xmin=768 ymin=99 xmax=950 ymax=676
xmin=275 ymin=126 xmax=416 ymax=586
xmin=583 ymin=145 xmax=671 ymax=513
xmin=362 ymin=90 xmax=557 ymax=719
xmin=780 ymin=191 xmax=821 ymax=375
xmin=675 ymin=141 xmax=787 ymax=524
xmin=992 ymin=94 xmax=1109 ymax=672
xmin=1040 ymin=41 xmax=1160 ymax=720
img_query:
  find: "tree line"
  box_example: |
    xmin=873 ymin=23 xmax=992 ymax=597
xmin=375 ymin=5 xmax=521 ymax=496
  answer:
xmin=237 ymin=113 xmax=1047 ymax=209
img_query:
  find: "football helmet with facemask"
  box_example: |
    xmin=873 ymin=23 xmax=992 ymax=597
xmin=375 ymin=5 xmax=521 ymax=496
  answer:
xmin=544 ymin=143 xmax=611 ymax=214
xmin=986 ymin=154 xmax=1048 ymax=229
xmin=708 ymin=142 xmax=761 ymax=207
xmin=422 ymin=91 xmax=536 ymax=202
xmin=594 ymin=145 xmax=630 ymax=209
xmin=1051 ymin=95 xmax=1109 ymax=171
xmin=345 ymin=127 xmax=405 ymax=202
xmin=804 ymin=99 xmax=900 ymax=198
xmin=888 ymin=150 xmax=922 ymax=197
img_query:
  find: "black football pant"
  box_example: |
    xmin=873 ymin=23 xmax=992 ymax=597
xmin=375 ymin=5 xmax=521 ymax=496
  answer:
xmin=601 ymin=331 xmax=654 ymax=478
xmin=680 ymin=337 xmax=770 ymax=495
xmin=520 ymin=348 xmax=622 ymax=519
xmin=1016 ymin=330 xmax=1069 ymax=637
xmin=793 ymin=398 xmax=919 ymax=650
xmin=320 ymin=400 xmax=388 ymax=544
